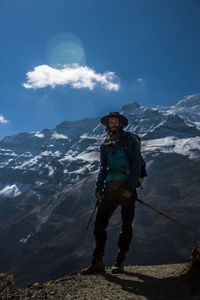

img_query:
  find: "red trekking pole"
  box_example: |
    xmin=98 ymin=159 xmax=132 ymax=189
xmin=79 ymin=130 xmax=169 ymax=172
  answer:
xmin=136 ymin=198 xmax=193 ymax=232
xmin=81 ymin=200 xmax=99 ymax=240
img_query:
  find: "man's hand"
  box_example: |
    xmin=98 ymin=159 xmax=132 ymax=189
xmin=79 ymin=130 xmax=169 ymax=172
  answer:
xmin=95 ymin=191 xmax=104 ymax=203
xmin=121 ymin=189 xmax=132 ymax=198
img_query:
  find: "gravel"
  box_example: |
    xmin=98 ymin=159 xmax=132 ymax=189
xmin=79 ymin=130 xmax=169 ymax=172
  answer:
xmin=1 ymin=263 xmax=200 ymax=300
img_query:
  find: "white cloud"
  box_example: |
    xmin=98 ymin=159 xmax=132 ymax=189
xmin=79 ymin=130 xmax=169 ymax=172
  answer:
xmin=23 ymin=65 xmax=120 ymax=91
xmin=137 ymin=78 xmax=143 ymax=83
xmin=0 ymin=114 xmax=9 ymax=124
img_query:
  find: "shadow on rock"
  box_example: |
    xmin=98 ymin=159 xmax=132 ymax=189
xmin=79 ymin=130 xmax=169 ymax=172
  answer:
xmin=102 ymin=266 xmax=199 ymax=300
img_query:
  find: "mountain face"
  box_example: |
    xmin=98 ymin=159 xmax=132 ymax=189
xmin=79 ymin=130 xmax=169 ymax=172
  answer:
xmin=0 ymin=93 xmax=200 ymax=288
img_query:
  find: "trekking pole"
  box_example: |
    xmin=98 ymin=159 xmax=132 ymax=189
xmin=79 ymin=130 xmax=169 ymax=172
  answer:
xmin=136 ymin=198 xmax=193 ymax=232
xmin=81 ymin=200 xmax=99 ymax=240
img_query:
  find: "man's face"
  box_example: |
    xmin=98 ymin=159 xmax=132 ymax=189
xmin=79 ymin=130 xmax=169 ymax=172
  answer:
xmin=108 ymin=117 xmax=120 ymax=133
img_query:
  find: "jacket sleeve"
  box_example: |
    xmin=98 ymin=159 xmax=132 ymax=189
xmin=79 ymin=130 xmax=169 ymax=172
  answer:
xmin=126 ymin=136 xmax=142 ymax=192
xmin=95 ymin=143 xmax=108 ymax=194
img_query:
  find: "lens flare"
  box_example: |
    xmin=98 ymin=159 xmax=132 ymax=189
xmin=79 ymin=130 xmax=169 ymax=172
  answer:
xmin=46 ymin=32 xmax=86 ymax=68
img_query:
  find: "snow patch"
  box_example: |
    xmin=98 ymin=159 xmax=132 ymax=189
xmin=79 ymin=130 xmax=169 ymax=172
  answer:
xmin=54 ymin=150 xmax=61 ymax=156
xmin=92 ymin=123 xmax=101 ymax=132
xmin=143 ymin=137 xmax=200 ymax=159
xmin=80 ymin=133 xmax=98 ymax=139
xmin=71 ymin=164 xmax=92 ymax=174
xmin=51 ymin=131 xmax=68 ymax=140
xmin=0 ymin=183 xmax=31 ymax=198
xmin=0 ymin=184 xmax=21 ymax=198
xmin=41 ymin=151 xmax=53 ymax=156
xmin=35 ymin=181 xmax=47 ymax=186
xmin=45 ymin=164 xmax=54 ymax=176
xmin=34 ymin=132 xmax=44 ymax=138
xmin=20 ymin=234 xmax=32 ymax=244
xmin=76 ymin=151 xmax=99 ymax=162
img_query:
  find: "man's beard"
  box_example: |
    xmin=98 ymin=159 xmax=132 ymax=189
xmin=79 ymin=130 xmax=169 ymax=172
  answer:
xmin=108 ymin=126 xmax=123 ymax=136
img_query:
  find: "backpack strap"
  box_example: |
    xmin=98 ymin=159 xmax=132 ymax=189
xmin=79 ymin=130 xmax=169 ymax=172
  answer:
xmin=123 ymin=131 xmax=147 ymax=187
xmin=123 ymin=131 xmax=141 ymax=150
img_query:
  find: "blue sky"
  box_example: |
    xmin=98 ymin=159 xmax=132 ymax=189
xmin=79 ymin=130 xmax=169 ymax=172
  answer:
xmin=0 ymin=0 xmax=200 ymax=139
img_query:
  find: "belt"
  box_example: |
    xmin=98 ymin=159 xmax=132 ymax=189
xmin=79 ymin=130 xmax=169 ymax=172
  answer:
xmin=105 ymin=180 xmax=128 ymax=191
xmin=108 ymin=166 xmax=130 ymax=175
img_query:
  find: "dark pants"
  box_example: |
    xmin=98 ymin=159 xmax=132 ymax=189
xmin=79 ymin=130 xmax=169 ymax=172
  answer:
xmin=93 ymin=181 xmax=137 ymax=259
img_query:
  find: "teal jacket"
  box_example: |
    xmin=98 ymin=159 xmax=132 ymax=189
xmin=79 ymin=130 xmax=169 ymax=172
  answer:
xmin=95 ymin=131 xmax=142 ymax=193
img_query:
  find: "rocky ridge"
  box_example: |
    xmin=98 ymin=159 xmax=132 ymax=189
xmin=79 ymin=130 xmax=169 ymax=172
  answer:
xmin=2 ymin=263 xmax=200 ymax=300
xmin=2 ymin=242 xmax=200 ymax=299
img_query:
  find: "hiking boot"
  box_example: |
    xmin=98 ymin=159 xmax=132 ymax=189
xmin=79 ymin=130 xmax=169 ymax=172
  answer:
xmin=80 ymin=257 xmax=105 ymax=275
xmin=111 ymin=250 xmax=126 ymax=273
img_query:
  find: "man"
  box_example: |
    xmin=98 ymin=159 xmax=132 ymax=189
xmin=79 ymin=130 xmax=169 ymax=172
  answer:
xmin=81 ymin=112 xmax=142 ymax=274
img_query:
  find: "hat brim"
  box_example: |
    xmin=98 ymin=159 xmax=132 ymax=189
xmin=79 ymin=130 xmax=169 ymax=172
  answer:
xmin=100 ymin=114 xmax=128 ymax=127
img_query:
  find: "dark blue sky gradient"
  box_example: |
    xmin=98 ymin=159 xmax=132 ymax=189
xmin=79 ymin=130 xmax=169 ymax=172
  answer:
xmin=0 ymin=0 xmax=200 ymax=139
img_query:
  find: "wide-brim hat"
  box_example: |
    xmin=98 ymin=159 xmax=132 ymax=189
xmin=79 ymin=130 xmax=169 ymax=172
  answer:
xmin=100 ymin=112 xmax=128 ymax=128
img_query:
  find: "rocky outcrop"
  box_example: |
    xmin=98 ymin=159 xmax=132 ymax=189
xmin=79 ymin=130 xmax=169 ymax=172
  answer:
xmin=2 ymin=262 xmax=200 ymax=300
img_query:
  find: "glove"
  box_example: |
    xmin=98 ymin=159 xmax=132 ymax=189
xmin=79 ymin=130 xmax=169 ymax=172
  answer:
xmin=95 ymin=191 xmax=104 ymax=203
xmin=121 ymin=189 xmax=132 ymax=198
xmin=121 ymin=189 xmax=135 ymax=207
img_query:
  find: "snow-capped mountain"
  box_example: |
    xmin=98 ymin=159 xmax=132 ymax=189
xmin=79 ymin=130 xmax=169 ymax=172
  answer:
xmin=157 ymin=93 xmax=200 ymax=129
xmin=0 ymin=94 xmax=199 ymax=193
xmin=0 ymin=93 xmax=200 ymax=288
